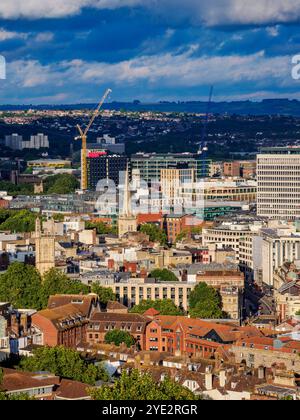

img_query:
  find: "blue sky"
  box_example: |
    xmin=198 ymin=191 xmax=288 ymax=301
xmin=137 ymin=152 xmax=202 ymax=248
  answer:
xmin=0 ymin=0 xmax=300 ymax=104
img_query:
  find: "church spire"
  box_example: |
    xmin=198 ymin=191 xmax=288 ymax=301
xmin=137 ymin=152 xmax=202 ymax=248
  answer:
xmin=118 ymin=163 xmax=137 ymax=238
xmin=122 ymin=164 xmax=131 ymax=217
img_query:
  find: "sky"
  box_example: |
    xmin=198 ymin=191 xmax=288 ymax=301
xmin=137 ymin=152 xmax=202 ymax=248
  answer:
xmin=0 ymin=0 xmax=300 ymax=104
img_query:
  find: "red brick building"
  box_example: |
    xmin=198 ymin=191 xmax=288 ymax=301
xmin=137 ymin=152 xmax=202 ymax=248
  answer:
xmin=87 ymin=312 xmax=150 ymax=350
xmin=32 ymin=304 xmax=89 ymax=348
xmin=145 ymin=315 xmax=261 ymax=358
xmin=223 ymin=161 xmax=241 ymax=177
xmin=163 ymin=214 xmax=199 ymax=244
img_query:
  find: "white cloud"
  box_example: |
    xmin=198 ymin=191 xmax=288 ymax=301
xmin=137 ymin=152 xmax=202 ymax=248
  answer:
xmin=0 ymin=0 xmax=88 ymax=19
xmin=169 ymin=0 xmax=300 ymax=26
xmin=0 ymin=28 xmax=28 ymax=41
xmin=0 ymin=0 xmax=300 ymax=26
xmin=6 ymin=48 xmax=292 ymax=92
xmin=0 ymin=28 xmax=54 ymax=43
xmin=9 ymin=60 xmax=55 ymax=88
xmin=34 ymin=32 xmax=54 ymax=43
xmin=266 ymin=25 xmax=280 ymax=37
xmin=0 ymin=0 xmax=141 ymax=19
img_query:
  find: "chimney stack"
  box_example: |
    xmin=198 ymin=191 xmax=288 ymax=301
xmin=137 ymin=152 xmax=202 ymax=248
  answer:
xmin=205 ymin=366 xmax=213 ymax=391
xmin=219 ymin=369 xmax=227 ymax=388
xmin=258 ymin=366 xmax=265 ymax=380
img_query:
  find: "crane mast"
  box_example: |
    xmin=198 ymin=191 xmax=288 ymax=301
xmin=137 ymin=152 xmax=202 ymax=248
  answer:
xmin=75 ymin=88 xmax=112 ymax=191
xmin=199 ymin=86 xmax=213 ymax=178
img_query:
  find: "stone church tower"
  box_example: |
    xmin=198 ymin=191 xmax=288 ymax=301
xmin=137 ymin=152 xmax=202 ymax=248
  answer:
xmin=35 ymin=218 xmax=55 ymax=276
xmin=118 ymin=166 xmax=137 ymax=238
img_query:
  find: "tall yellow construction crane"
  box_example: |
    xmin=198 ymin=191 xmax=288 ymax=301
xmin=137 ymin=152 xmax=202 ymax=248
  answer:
xmin=75 ymin=88 xmax=112 ymax=190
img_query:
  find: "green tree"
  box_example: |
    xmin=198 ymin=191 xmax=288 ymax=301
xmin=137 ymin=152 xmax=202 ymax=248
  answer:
xmin=0 ymin=209 xmax=12 ymax=225
xmin=0 ymin=262 xmax=42 ymax=309
xmin=0 ymin=209 xmax=37 ymax=233
xmin=52 ymin=214 xmax=65 ymax=222
xmin=189 ymin=282 xmax=224 ymax=319
xmin=150 ymin=269 xmax=179 ymax=282
xmin=140 ymin=224 xmax=167 ymax=245
xmin=0 ymin=181 xmax=34 ymax=196
xmin=0 ymin=392 xmax=34 ymax=400
xmin=176 ymin=227 xmax=202 ymax=243
xmin=85 ymin=221 xmax=117 ymax=235
xmin=105 ymin=330 xmax=135 ymax=348
xmin=89 ymin=369 xmax=200 ymax=400
xmin=130 ymin=299 xmax=183 ymax=316
xmin=91 ymin=283 xmax=116 ymax=305
xmin=19 ymin=346 xmax=109 ymax=386
xmin=44 ymin=174 xmax=79 ymax=195
xmin=176 ymin=229 xmax=189 ymax=243
xmin=40 ymin=269 xmax=90 ymax=308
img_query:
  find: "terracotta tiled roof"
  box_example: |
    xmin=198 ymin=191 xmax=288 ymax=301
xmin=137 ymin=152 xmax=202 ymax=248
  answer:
xmin=143 ymin=308 xmax=160 ymax=317
xmin=0 ymin=368 xmax=60 ymax=394
xmin=88 ymin=312 xmax=150 ymax=334
xmin=90 ymin=312 xmax=148 ymax=323
xmin=236 ymin=336 xmax=300 ymax=353
xmin=33 ymin=304 xmax=88 ymax=331
xmin=106 ymin=301 xmax=128 ymax=311
xmin=47 ymin=294 xmax=99 ymax=318
xmin=151 ymin=316 xmax=262 ymax=344
xmin=55 ymin=379 xmax=91 ymax=400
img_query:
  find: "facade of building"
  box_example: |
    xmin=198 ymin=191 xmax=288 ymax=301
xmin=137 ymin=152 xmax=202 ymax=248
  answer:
xmin=34 ymin=218 xmax=55 ymax=276
xmin=28 ymin=159 xmax=71 ymax=170
xmin=160 ymin=168 xmax=196 ymax=205
xmin=22 ymin=133 xmax=49 ymax=150
xmin=257 ymin=147 xmax=300 ymax=220
xmin=86 ymin=152 xmax=128 ymax=190
xmin=5 ymin=133 xmax=49 ymax=150
xmin=145 ymin=316 xmax=259 ymax=357
xmin=223 ymin=162 xmax=241 ymax=177
xmin=99 ymin=274 xmax=242 ymax=319
xmin=222 ymin=161 xmax=256 ymax=179
xmin=195 ymin=266 xmax=244 ymax=289
xmin=87 ymin=312 xmax=150 ymax=350
xmin=260 ymin=228 xmax=300 ymax=286
xmin=131 ymin=153 xmax=211 ymax=183
xmin=95 ymin=134 xmax=126 ymax=155
xmin=163 ymin=214 xmax=196 ymax=244
xmin=275 ymin=282 xmax=300 ymax=322
xmin=202 ymin=221 xmax=263 ymax=268
xmin=203 ymin=179 xmax=256 ymax=202
xmin=32 ymin=304 xmax=88 ymax=348
xmin=231 ymin=337 xmax=300 ymax=372
xmin=5 ymin=134 xmax=23 ymax=150
xmin=101 ymin=278 xmax=194 ymax=311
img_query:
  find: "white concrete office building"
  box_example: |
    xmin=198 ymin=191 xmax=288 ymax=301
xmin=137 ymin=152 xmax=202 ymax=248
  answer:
xmin=257 ymin=147 xmax=300 ymax=220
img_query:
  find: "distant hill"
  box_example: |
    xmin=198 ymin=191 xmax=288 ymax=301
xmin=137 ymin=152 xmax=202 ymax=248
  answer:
xmin=2 ymin=98 xmax=300 ymax=116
